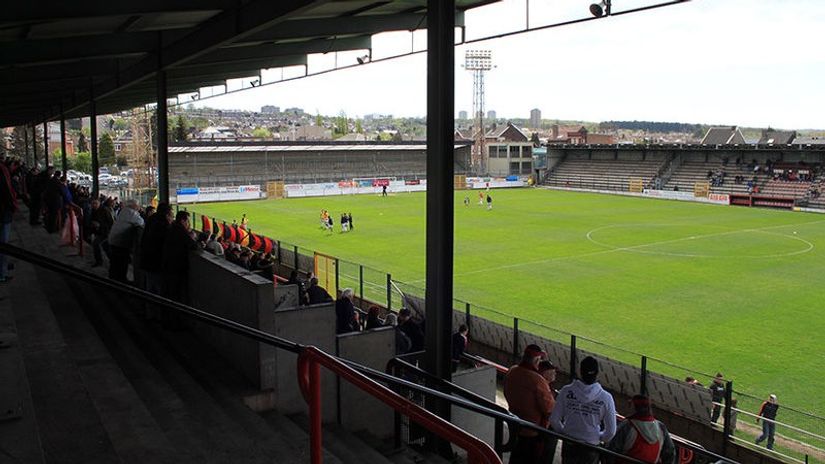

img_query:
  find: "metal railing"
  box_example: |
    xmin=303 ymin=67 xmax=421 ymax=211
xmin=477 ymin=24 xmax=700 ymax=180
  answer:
xmin=179 ymin=210 xmax=824 ymax=463
xmin=1 ymin=236 xmax=740 ymax=464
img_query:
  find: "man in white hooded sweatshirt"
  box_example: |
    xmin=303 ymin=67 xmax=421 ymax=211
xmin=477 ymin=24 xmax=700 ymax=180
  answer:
xmin=550 ymin=356 xmax=617 ymax=464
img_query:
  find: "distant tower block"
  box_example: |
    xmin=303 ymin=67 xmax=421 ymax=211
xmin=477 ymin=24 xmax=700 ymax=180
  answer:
xmin=464 ymin=50 xmax=494 ymax=174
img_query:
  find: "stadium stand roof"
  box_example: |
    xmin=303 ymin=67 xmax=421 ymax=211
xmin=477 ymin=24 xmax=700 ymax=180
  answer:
xmin=0 ymin=0 xmax=497 ymax=128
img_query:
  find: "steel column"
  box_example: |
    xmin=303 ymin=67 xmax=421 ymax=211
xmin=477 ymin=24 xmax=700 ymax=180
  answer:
xmin=90 ymin=98 xmax=100 ymax=197
xmin=60 ymin=114 xmax=67 ymax=173
xmin=43 ymin=121 xmax=49 ymax=167
xmin=157 ymin=70 xmax=170 ymax=203
xmin=23 ymin=126 xmax=29 ymax=165
xmin=31 ymin=125 xmax=38 ymax=168
xmin=424 ymin=0 xmax=455 ymax=390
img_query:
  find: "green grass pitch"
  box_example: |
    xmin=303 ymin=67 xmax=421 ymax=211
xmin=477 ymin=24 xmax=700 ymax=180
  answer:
xmin=191 ymin=188 xmax=825 ymax=417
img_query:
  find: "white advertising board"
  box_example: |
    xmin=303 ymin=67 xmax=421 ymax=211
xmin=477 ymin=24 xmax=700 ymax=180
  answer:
xmin=176 ymin=185 xmax=263 ymax=203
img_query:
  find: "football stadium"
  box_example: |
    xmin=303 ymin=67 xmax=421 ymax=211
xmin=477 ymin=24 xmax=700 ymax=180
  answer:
xmin=3 ymin=1 xmax=825 ymax=464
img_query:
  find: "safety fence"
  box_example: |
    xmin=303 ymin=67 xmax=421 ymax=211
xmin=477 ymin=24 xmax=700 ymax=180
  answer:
xmin=182 ymin=208 xmax=824 ymax=464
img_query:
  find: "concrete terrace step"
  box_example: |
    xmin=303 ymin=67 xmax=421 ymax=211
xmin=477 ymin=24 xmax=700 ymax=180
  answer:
xmin=288 ymin=413 xmax=396 ymax=464
xmin=6 ymin=223 xmax=121 ymax=464
xmin=8 ymin=211 xmax=307 ymax=463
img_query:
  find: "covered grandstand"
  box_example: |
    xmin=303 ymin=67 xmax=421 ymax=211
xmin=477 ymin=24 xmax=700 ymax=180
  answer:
xmin=169 ymin=141 xmax=472 ymax=188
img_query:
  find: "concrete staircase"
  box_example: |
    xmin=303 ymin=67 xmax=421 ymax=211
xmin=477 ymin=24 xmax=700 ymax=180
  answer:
xmin=0 ymin=211 xmax=460 ymax=464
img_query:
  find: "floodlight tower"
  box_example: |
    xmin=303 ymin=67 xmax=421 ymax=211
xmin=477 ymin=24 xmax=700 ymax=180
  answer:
xmin=464 ymin=50 xmax=493 ymax=174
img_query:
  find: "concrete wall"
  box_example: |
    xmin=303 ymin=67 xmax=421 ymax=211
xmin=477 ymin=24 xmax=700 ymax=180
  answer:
xmin=336 ymin=327 xmax=396 ymax=438
xmin=452 ymin=365 xmax=497 ymax=447
xmin=187 ymin=251 xmax=276 ymax=390
xmin=271 ymin=303 xmax=337 ymax=421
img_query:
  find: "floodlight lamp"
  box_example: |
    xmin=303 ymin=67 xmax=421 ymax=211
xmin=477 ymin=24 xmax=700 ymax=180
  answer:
xmin=590 ymin=0 xmax=611 ymax=17
xmin=356 ymin=54 xmax=370 ymax=65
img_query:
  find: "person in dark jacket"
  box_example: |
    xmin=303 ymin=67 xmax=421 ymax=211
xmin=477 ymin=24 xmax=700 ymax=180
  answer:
xmin=140 ymin=202 xmax=173 ymax=295
xmin=0 ymin=160 xmax=18 ymax=283
xmin=755 ymin=394 xmax=779 ymax=450
xmin=451 ymin=324 xmax=469 ymax=372
xmin=397 ymin=308 xmax=424 ymax=352
xmin=335 ymin=288 xmax=359 ymax=334
xmin=709 ymin=373 xmax=725 ymax=423
xmin=306 ymin=277 xmax=333 ymax=305
xmin=365 ymin=306 xmax=382 ymax=330
xmin=90 ymin=197 xmax=115 ymax=266
xmin=161 ymin=211 xmax=196 ymax=304
xmin=42 ymin=171 xmax=64 ymax=233
xmin=27 ymin=167 xmax=43 ymax=225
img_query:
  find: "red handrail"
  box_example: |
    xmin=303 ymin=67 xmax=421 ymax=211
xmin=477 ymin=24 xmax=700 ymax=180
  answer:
xmin=463 ymin=353 xmax=508 ymax=376
xmin=297 ymin=346 xmax=501 ymax=464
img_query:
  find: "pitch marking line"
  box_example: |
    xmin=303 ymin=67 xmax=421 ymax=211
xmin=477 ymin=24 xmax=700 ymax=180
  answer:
xmin=407 ymin=219 xmax=824 ymax=283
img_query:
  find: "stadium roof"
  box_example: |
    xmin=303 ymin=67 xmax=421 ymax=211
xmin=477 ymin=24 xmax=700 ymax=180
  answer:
xmin=0 ymin=0 xmax=497 ymax=128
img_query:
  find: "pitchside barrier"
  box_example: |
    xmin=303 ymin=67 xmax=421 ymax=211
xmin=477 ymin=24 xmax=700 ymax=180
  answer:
xmin=186 ymin=209 xmax=824 ymax=463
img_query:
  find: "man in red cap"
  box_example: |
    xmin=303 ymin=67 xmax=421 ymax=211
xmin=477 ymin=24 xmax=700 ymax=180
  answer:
xmin=607 ymin=395 xmax=675 ymax=464
xmin=504 ymin=344 xmax=554 ymax=463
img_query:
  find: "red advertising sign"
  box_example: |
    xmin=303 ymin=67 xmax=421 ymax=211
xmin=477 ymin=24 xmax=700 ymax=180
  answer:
xmin=405 ymin=179 xmax=421 ymax=185
xmin=372 ymin=178 xmax=390 ymax=187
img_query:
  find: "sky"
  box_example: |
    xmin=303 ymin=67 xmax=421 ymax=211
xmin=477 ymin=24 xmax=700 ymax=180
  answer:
xmin=190 ymin=0 xmax=825 ymax=130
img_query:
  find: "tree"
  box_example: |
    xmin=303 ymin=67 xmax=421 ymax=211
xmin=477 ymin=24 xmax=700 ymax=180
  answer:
xmin=530 ymin=132 xmax=540 ymax=147
xmin=391 ymin=131 xmax=403 ymax=142
xmin=112 ymin=118 xmax=129 ymax=131
xmin=99 ymin=133 xmax=116 ymax=167
xmin=315 ymin=113 xmax=323 ymax=127
xmin=355 ymin=120 xmax=364 ymax=134
xmin=335 ymin=111 xmax=348 ymax=135
xmin=173 ymin=115 xmax=189 ymax=142
xmin=252 ymin=127 xmax=272 ymax=138
xmin=72 ymin=152 xmax=92 ymax=174
xmin=116 ymin=155 xmax=128 ymax=167
xmin=77 ymin=132 xmax=89 ymax=153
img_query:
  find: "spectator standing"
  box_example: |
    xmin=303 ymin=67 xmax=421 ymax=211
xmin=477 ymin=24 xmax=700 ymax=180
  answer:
xmin=42 ymin=170 xmax=64 ymax=233
xmin=384 ymin=313 xmax=412 ymax=354
xmin=451 ymin=324 xmax=469 ymax=372
xmin=538 ymin=360 xmax=559 ymax=464
xmin=0 ymin=160 xmax=18 ymax=283
xmin=140 ymin=202 xmax=173 ymax=295
xmin=107 ymin=199 xmax=144 ymax=282
xmin=607 ymin=395 xmax=675 ymax=464
xmin=755 ymin=394 xmax=779 ymax=450
xmin=306 ymin=277 xmax=333 ymax=305
xmin=550 ymin=356 xmax=617 ymax=464
xmin=335 ymin=288 xmax=359 ymax=334
xmin=397 ymin=308 xmax=424 ymax=352
xmin=709 ymin=373 xmax=725 ymax=424
xmin=89 ymin=199 xmax=114 ymax=267
xmin=161 ymin=211 xmax=196 ymax=304
xmin=27 ymin=167 xmax=44 ymax=225
xmin=503 ymin=344 xmax=554 ymax=464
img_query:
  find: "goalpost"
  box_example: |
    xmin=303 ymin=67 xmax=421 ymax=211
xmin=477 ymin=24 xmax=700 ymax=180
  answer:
xmin=694 ymin=181 xmax=710 ymax=198
xmin=314 ymin=252 xmax=337 ymax=296
xmin=629 ymin=178 xmax=644 ymax=193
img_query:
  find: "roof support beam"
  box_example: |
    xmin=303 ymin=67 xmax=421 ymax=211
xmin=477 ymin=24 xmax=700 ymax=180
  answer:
xmin=0 ymin=32 xmax=178 ymax=67
xmin=58 ymin=0 xmax=327 ymax=120
xmin=241 ymin=11 xmax=465 ymax=44
xmin=4 ymin=1 xmax=234 ymax=22
xmin=190 ymin=36 xmax=372 ymax=66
